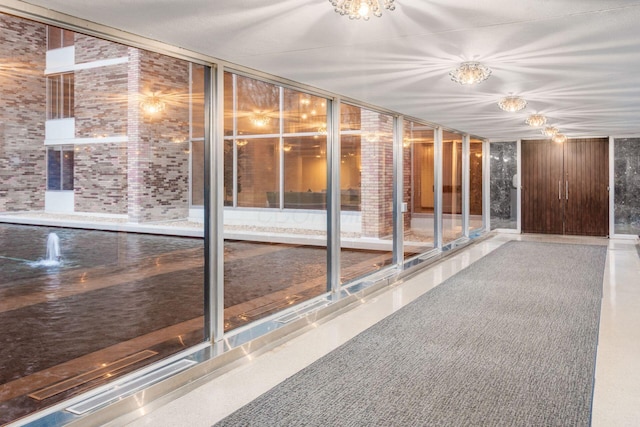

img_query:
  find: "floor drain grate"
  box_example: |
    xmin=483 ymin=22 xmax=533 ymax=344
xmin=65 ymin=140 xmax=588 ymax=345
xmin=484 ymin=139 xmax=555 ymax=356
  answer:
xmin=28 ymin=350 xmax=158 ymax=401
xmin=65 ymin=359 xmax=196 ymax=415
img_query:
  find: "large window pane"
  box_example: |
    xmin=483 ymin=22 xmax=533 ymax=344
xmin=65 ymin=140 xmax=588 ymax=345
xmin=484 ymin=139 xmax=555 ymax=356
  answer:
xmin=404 ymin=121 xmax=435 ymax=258
xmin=490 ymin=141 xmax=518 ymax=230
xmin=61 ymin=149 xmax=74 ymax=190
xmin=442 ymin=131 xmax=463 ymax=243
xmin=614 ymin=138 xmax=640 ymax=235
xmin=283 ymin=89 xmax=327 ymax=134
xmin=283 ymin=136 xmax=327 ymax=208
xmin=238 ymin=138 xmax=279 ymax=208
xmin=223 ymin=73 xmax=329 ymax=330
xmin=0 ymin=13 xmax=207 ymax=423
xmin=235 ymin=75 xmax=279 ymax=135
xmin=47 ymin=148 xmax=62 ymax=190
xmin=339 ymin=104 xmax=394 ymax=285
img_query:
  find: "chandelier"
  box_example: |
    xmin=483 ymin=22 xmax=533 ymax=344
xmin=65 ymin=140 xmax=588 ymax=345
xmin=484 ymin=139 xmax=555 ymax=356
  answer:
xmin=497 ymin=95 xmax=527 ymax=112
xmin=236 ymin=139 xmax=249 ymax=147
xmin=140 ymin=94 xmax=165 ymax=115
xmin=541 ymin=126 xmax=559 ymax=137
xmin=552 ymin=133 xmax=567 ymax=144
xmin=449 ymin=62 xmax=491 ymax=85
xmin=525 ymin=114 xmax=547 ymax=127
xmin=329 ymin=0 xmax=396 ymax=20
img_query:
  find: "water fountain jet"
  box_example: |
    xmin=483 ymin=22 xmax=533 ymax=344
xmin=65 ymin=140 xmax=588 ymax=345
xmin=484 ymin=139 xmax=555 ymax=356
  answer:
xmin=44 ymin=232 xmax=61 ymax=265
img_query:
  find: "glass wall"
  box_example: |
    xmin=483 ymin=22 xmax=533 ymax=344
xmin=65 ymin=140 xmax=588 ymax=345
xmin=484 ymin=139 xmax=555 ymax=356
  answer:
xmin=339 ymin=103 xmax=394 ymax=284
xmin=403 ymin=120 xmax=435 ymax=258
xmin=0 ymin=8 xmax=497 ymax=425
xmin=222 ymin=72 xmax=329 ymax=330
xmin=469 ymin=138 xmax=484 ymax=233
xmin=614 ymin=138 xmax=640 ymax=235
xmin=442 ymin=131 xmax=464 ymax=243
xmin=489 ymin=141 xmax=518 ymax=230
xmin=0 ymin=13 xmax=206 ymax=424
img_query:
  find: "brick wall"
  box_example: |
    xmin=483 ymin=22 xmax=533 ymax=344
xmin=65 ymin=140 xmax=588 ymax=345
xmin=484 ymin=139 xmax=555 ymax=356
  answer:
xmin=360 ymin=110 xmax=394 ymax=238
xmin=0 ymin=14 xmax=46 ymax=212
xmin=74 ymin=143 xmax=128 ymax=214
xmin=127 ymin=48 xmax=191 ymax=222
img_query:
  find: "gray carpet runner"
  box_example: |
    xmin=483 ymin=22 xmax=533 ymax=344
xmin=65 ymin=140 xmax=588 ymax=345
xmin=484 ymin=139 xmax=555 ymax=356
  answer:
xmin=214 ymin=241 xmax=607 ymax=427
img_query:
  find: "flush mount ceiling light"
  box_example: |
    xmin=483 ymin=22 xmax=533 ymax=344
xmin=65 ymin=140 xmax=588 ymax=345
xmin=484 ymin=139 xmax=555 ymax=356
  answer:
xmin=329 ymin=0 xmax=395 ymax=20
xmin=525 ymin=114 xmax=547 ymax=127
xmin=449 ymin=62 xmax=492 ymax=85
xmin=552 ymin=133 xmax=567 ymax=143
xmin=541 ymin=126 xmax=559 ymax=138
xmin=498 ymin=95 xmax=527 ymax=112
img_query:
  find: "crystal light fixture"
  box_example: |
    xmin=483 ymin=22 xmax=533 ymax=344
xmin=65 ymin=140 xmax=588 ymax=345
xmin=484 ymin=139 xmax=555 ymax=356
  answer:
xmin=329 ymin=0 xmax=395 ymax=20
xmin=552 ymin=133 xmax=567 ymax=144
xmin=541 ymin=126 xmax=559 ymax=138
xmin=140 ymin=94 xmax=165 ymax=115
xmin=449 ymin=62 xmax=491 ymax=85
xmin=498 ymin=95 xmax=527 ymax=112
xmin=525 ymin=114 xmax=547 ymax=127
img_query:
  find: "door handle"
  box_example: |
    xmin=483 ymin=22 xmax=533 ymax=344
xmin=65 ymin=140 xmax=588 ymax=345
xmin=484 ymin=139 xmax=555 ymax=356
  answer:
xmin=558 ymin=181 xmax=561 ymax=200
xmin=565 ymin=181 xmax=569 ymax=200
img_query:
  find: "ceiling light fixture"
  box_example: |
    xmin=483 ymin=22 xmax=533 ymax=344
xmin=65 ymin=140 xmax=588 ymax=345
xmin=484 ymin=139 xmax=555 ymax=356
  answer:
xmin=236 ymin=139 xmax=249 ymax=147
xmin=329 ymin=0 xmax=395 ymax=20
xmin=552 ymin=133 xmax=567 ymax=144
xmin=449 ymin=62 xmax=492 ymax=85
xmin=541 ymin=126 xmax=559 ymax=138
xmin=498 ymin=95 xmax=527 ymax=112
xmin=525 ymin=114 xmax=547 ymax=127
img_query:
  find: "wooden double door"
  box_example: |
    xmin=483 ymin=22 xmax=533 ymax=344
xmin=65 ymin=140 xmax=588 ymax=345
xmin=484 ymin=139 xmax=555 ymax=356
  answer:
xmin=522 ymin=138 xmax=609 ymax=236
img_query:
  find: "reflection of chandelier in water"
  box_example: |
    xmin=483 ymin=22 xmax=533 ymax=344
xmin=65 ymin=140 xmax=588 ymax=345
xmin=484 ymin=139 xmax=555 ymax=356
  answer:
xmin=140 ymin=94 xmax=165 ymax=115
xmin=250 ymin=113 xmax=271 ymax=127
xmin=329 ymin=0 xmax=396 ymax=20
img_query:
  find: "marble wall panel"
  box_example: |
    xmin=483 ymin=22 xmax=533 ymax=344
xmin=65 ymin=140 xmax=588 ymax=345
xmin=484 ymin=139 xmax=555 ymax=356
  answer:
xmin=490 ymin=142 xmax=517 ymax=230
xmin=614 ymin=138 xmax=640 ymax=235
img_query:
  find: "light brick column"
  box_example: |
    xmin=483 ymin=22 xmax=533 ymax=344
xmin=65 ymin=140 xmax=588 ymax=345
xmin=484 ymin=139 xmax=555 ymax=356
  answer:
xmin=0 ymin=15 xmax=46 ymax=212
xmin=360 ymin=110 xmax=394 ymax=238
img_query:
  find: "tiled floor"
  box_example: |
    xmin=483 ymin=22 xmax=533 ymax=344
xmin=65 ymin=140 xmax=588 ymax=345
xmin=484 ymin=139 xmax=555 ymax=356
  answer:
xmin=124 ymin=233 xmax=640 ymax=427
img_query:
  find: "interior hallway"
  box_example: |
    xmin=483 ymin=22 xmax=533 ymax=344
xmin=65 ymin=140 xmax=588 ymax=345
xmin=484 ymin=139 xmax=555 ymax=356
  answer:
xmin=116 ymin=233 xmax=640 ymax=427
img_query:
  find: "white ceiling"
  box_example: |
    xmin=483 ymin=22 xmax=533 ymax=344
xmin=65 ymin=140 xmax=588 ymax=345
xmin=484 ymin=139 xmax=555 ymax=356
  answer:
xmin=14 ymin=0 xmax=640 ymax=140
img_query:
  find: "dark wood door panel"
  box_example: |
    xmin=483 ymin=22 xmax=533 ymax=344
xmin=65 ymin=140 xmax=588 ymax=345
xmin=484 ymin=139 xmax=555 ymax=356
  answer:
xmin=522 ymin=140 xmax=564 ymax=234
xmin=522 ymin=138 xmax=608 ymax=236
xmin=564 ymin=138 xmax=609 ymax=236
